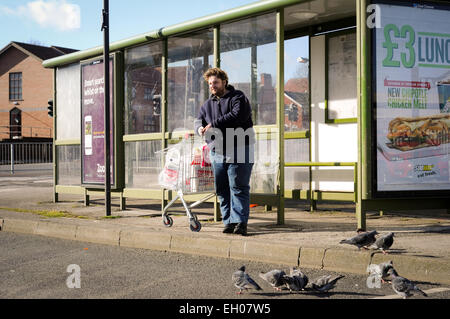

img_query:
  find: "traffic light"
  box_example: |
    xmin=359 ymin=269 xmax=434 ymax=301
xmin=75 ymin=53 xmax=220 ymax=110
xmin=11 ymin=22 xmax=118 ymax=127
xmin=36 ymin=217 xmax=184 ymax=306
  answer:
xmin=47 ymin=99 xmax=53 ymax=117
xmin=152 ymin=95 xmax=161 ymax=116
xmin=288 ymin=104 xmax=298 ymax=122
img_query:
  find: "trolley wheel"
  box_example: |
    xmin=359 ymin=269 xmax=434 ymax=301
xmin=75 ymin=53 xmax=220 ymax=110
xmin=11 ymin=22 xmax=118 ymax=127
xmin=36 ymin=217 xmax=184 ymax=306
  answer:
xmin=163 ymin=216 xmax=173 ymax=227
xmin=189 ymin=219 xmax=201 ymax=232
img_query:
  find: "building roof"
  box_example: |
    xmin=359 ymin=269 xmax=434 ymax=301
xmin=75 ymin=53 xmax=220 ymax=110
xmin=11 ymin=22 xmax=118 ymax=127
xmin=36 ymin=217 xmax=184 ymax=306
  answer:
xmin=285 ymin=91 xmax=309 ymax=106
xmin=285 ymin=77 xmax=308 ymax=93
xmin=0 ymin=41 xmax=78 ymax=61
xmin=50 ymin=45 xmax=79 ymax=55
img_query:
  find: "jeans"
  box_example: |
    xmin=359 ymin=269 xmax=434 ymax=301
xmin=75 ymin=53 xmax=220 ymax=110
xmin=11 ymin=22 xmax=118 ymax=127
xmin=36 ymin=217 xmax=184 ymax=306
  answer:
xmin=210 ymin=145 xmax=254 ymax=225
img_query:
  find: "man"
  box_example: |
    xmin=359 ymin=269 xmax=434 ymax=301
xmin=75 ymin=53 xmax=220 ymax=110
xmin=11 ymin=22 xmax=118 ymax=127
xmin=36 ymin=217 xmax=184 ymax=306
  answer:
xmin=195 ymin=68 xmax=255 ymax=236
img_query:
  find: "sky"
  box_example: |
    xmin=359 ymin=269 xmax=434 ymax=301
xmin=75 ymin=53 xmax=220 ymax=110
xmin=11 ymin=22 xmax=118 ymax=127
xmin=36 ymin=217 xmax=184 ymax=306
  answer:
xmin=0 ymin=0 xmax=258 ymax=51
xmin=0 ymin=0 xmax=309 ymax=83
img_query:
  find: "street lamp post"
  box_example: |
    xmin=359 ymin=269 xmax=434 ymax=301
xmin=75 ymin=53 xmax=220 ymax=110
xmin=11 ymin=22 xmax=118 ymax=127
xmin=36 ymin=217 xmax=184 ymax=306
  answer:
xmin=102 ymin=0 xmax=111 ymax=216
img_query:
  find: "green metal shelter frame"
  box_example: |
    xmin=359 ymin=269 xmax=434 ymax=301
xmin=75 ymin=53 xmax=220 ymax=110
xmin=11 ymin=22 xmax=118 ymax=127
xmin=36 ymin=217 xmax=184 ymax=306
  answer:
xmin=44 ymin=0 xmax=449 ymax=231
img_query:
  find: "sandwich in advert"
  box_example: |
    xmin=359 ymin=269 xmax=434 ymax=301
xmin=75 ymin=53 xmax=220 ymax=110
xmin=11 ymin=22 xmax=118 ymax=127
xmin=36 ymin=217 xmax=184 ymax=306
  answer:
xmin=386 ymin=113 xmax=450 ymax=151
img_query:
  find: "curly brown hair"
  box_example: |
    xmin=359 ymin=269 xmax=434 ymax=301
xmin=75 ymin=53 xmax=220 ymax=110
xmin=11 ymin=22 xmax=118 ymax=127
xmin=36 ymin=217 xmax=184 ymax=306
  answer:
xmin=203 ymin=67 xmax=229 ymax=86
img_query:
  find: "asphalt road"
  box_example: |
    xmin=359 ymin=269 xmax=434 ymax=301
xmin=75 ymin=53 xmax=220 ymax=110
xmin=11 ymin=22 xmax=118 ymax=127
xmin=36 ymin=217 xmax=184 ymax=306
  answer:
xmin=1 ymin=231 xmax=449 ymax=302
xmin=0 ymin=163 xmax=52 ymax=177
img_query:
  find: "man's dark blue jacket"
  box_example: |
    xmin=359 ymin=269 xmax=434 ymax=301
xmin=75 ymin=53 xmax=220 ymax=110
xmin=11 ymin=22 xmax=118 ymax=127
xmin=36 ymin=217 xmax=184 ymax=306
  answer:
xmin=195 ymin=85 xmax=255 ymax=152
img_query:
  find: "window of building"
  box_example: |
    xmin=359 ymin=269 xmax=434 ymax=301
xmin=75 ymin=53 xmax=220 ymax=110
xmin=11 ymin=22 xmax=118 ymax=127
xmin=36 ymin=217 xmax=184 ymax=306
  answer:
xmin=144 ymin=87 xmax=152 ymax=100
xmin=9 ymin=107 xmax=22 ymax=139
xmin=143 ymin=115 xmax=156 ymax=132
xmin=9 ymin=72 xmax=22 ymax=100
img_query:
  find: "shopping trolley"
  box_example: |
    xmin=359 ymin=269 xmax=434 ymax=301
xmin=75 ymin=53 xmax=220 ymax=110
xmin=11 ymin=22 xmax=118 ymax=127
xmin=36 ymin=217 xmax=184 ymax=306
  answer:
xmin=158 ymin=133 xmax=215 ymax=232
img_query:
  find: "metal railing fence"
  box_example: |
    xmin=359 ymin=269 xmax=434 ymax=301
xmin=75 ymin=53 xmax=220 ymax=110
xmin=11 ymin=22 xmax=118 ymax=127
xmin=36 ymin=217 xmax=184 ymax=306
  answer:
xmin=0 ymin=142 xmax=53 ymax=173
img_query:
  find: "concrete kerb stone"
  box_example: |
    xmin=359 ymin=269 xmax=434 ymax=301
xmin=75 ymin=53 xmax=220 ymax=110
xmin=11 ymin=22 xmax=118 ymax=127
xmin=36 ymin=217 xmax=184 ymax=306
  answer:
xmin=322 ymin=248 xmax=372 ymax=275
xmin=35 ymin=220 xmax=77 ymax=240
xmin=299 ymin=247 xmax=326 ymax=269
xmin=229 ymin=240 xmax=246 ymax=261
xmin=75 ymin=225 xmax=121 ymax=246
xmin=230 ymin=239 xmax=300 ymax=266
xmin=120 ymin=229 xmax=172 ymax=252
xmin=169 ymin=234 xmax=231 ymax=258
xmin=2 ymin=219 xmax=38 ymax=234
xmin=371 ymin=253 xmax=450 ymax=285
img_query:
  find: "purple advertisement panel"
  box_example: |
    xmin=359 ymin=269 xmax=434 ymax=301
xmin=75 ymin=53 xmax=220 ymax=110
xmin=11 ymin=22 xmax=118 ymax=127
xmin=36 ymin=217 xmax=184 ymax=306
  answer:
xmin=81 ymin=58 xmax=114 ymax=186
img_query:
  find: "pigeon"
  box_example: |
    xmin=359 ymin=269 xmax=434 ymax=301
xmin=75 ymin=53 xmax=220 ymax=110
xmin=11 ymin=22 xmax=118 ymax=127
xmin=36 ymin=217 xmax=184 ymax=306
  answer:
xmin=386 ymin=268 xmax=428 ymax=299
xmin=311 ymin=274 xmax=345 ymax=293
xmin=339 ymin=230 xmax=379 ymax=250
xmin=232 ymin=265 xmax=262 ymax=294
xmin=370 ymin=232 xmax=395 ymax=254
xmin=258 ymin=269 xmax=286 ymax=291
xmin=283 ymin=267 xmax=309 ymax=292
xmin=367 ymin=260 xmax=394 ymax=283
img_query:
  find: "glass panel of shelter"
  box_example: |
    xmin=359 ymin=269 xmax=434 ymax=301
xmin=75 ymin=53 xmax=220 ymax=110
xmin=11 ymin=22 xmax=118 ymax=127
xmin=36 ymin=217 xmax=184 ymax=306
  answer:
xmin=167 ymin=29 xmax=214 ymax=133
xmin=283 ymin=35 xmax=311 ymax=193
xmin=57 ymin=145 xmax=81 ymax=186
xmin=220 ymin=12 xmax=277 ymax=126
xmin=220 ymin=12 xmax=278 ymax=194
xmin=284 ymin=36 xmax=310 ymax=132
xmin=125 ymin=140 xmax=161 ymax=189
xmin=124 ymin=41 xmax=163 ymax=135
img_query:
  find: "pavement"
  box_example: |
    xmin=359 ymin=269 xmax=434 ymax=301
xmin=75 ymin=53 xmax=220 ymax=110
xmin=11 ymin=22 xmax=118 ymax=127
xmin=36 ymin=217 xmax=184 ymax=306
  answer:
xmin=1 ymin=173 xmax=450 ymax=286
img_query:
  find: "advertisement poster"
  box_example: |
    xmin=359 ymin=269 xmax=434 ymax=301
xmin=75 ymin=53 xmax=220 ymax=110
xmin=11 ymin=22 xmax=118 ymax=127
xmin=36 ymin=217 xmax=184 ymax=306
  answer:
xmin=374 ymin=2 xmax=450 ymax=194
xmin=81 ymin=58 xmax=114 ymax=186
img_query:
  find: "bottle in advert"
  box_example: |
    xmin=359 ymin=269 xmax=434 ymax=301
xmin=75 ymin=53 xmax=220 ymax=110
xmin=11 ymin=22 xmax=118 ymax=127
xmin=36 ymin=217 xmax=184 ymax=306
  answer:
xmin=437 ymin=80 xmax=450 ymax=113
xmin=84 ymin=115 xmax=92 ymax=156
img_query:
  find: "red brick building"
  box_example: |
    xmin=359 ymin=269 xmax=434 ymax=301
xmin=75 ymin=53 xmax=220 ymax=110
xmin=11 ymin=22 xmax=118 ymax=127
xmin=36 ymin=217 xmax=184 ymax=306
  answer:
xmin=0 ymin=41 xmax=77 ymax=141
xmin=284 ymin=77 xmax=309 ymax=131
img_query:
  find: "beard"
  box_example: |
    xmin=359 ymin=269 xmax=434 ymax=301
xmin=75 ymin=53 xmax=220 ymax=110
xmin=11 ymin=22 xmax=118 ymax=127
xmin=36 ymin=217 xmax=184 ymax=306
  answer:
xmin=211 ymin=83 xmax=227 ymax=97
xmin=213 ymin=87 xmax=225 ymax=97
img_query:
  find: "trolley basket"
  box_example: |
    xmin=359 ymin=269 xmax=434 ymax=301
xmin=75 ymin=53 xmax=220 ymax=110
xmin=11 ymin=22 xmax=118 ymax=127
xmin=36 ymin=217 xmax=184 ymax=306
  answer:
xmin=158 ymin=133 xmax=215 ymax=232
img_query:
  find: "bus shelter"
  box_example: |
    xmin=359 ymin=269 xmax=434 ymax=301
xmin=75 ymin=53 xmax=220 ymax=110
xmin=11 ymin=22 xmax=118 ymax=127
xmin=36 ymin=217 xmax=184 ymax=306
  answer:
xmin=43 ymin=0 xmax=450 ymax=230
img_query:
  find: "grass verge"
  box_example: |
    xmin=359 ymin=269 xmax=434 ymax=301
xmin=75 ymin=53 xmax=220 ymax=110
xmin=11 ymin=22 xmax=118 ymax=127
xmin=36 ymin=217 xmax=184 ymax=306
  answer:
xmin=0 ymin=207 xmax=89 ymax=219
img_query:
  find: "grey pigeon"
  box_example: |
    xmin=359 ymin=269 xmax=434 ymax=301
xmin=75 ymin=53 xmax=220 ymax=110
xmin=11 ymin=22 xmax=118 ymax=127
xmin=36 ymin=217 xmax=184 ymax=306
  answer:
xmin=311 ymin=274 xmax=345 ymax=293
xmin=387 ymin=268 xmax=428 ymax=299
xmin=370 ymin=232 xmax=395 ymax=254
xmin=367 ymin=260 xmax=394 ymax=283
xmin=232 ymin=265 xmax=262 ymax=294
xmin=283 ymin=267 xmax=309 ymax=292
xmin=339 ymin=230 xmax=379 ymax=250
xmin=258 ymin=269 xmax=286 ymax=291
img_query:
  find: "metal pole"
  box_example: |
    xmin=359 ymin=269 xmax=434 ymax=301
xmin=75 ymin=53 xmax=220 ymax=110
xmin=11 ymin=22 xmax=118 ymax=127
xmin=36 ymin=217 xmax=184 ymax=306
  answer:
xmin=276 ymin=9 xmax=285 ymax=225
xmin=102 ymin=0 xmax=111 ymax=216
xmin=356 ymin=0 xmax=368 ymax=230
xmin=10 ymin=143 xmax=14 ymax=174
xmin=52 ymin=68 xmax=58 ymax=203
xmin=160 ymin=38 xmax=169 ymax=215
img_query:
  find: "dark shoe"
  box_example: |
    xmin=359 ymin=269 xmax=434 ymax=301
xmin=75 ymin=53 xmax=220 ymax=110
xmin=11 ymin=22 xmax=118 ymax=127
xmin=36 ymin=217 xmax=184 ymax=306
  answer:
xmin=233 ymin=223 xmax=247 ymax=236
xmin=223 ymin=223 xmax=237 ymax=233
